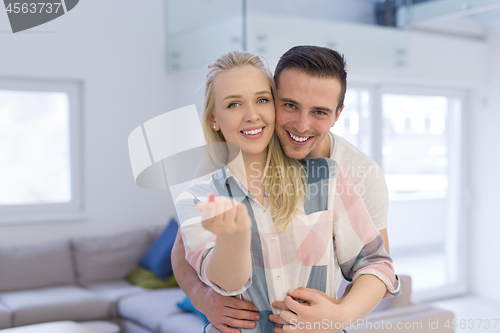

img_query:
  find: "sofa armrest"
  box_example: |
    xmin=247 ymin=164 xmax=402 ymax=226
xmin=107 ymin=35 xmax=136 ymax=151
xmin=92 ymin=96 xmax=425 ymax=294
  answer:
xmin=349 ymin=305 xmax=455 ymax=332
xmin=0 ymin=301 xmax=11 ymax=329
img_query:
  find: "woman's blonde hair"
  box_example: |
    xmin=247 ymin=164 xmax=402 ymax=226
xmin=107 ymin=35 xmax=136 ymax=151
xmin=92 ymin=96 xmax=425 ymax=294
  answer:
xmin=202 ymin=51 xmax=306 ymax=232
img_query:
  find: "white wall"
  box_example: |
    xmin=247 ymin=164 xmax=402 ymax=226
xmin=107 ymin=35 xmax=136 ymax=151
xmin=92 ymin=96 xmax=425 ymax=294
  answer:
xmin=470 ymin=31 xmax=500 ymax=303
xmin=0 ymin=0 xmax=206 ymax=245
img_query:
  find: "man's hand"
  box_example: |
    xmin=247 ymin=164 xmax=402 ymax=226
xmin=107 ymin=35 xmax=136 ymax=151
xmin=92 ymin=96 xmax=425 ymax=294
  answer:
xmin=197 ymin=287 xmax=260 ymax=333
xmin=269 ymin=288 xmax=349 ymax=333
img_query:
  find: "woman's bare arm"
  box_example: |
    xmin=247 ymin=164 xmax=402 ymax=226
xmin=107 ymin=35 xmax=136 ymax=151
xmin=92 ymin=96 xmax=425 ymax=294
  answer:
xmin=171 ymin=231 xmax=259 ymax=333
xmin=380 ymin=228 xmax=390 ymax=254
xmin=336 ymin=274 xmax=387 ymax=320
xmin=197 ymin=199 xmax=252 ymax=292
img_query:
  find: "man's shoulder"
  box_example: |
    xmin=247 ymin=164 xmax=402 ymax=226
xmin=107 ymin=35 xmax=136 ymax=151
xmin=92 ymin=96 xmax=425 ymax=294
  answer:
xmin=330 ymin=132 xmax=378 ymax=168
xmin=329 ymin=132 xmax=385 ymax=186
xmin=328 ymin=134 xmax=389 ymax=230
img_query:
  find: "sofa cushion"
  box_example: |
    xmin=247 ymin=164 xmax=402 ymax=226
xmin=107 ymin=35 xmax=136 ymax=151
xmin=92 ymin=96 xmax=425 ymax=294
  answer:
xmin=0 ymin=302 xmax=11 ymax=329
xmin=83 ymin=280 xmax=146 ymax=317
xmin=0 ymin=285 xmax=109 ymax=326
xmin=118 ymin=288 xmax=188 ymax=332
xmin=0 ymin=321 xmax=100 ymax=333
xmin=139 ymin=219 xmax=178 ymax=279
xmin=147 ymin=224 xmax=167 ymax=241
xmin=71 ymin=229 xmax=153 ymax=285
xmin=177 ymin=296 xmax=208 ymax=323
xmin=117 ymin=319 xmax=156 ymax=333
xmin=126 ymin=267 xmax=178 ymax=289
xmin=84 ymin=280 xmax=145 ymax=303
xmin=0 ymin=241 xmax=75 ymax=292
xmin=158 ymin=313 xmax=207 ymax=333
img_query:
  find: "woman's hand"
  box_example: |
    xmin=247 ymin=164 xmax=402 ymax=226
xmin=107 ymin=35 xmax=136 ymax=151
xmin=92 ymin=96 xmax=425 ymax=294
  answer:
xmin=271 ymin=287 xmax=342 ymax=309
xmin=270 ymin=288 xmax=349 ymax=333
xmin=196 ymin=195 xmax=252 ymax=236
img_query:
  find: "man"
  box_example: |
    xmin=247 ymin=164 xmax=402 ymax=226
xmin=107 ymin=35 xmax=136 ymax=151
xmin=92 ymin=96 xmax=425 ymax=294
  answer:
xmin=171 ymin=46 xmax=390 ymax=333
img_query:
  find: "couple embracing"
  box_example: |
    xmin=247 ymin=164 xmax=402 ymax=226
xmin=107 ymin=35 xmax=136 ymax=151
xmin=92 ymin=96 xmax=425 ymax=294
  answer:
xmin=172 ymin=46 xmax=400 ymax=333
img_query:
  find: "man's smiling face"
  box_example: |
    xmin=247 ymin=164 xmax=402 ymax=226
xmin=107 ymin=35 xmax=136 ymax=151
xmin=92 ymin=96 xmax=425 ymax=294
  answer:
xmin=275 ymin=68 xmax=343 ymax=159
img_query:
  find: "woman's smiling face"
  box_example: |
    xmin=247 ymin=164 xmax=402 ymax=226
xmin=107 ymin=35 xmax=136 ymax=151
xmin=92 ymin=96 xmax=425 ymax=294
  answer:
xmin=210 ymin=64 xmax=275 ymax=159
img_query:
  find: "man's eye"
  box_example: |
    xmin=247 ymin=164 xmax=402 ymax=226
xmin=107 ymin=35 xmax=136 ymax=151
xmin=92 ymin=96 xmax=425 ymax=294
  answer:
xmin=285 ymin=103 xmax=296 ymax=109
xmin=315 ymin=111 xmax=327 ymax=116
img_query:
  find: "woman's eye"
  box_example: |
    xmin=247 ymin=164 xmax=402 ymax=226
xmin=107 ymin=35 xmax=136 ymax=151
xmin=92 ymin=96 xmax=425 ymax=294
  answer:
xmin=257 ymin=98 xmax=269 ymax=104
xmin=228 ymin=102 xmax=239 ymax=108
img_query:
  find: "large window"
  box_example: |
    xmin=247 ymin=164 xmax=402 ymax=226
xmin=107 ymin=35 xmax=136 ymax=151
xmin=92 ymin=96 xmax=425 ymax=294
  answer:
xmin=382 ymin=94 xmax=451 ymax=200
xmin=332 ymin=88 xmax=371 ymax=155
xmin=333 ymin=85 xmax=466 ymax=302
xmin=0 ymin=79 xmax=83 ymax=223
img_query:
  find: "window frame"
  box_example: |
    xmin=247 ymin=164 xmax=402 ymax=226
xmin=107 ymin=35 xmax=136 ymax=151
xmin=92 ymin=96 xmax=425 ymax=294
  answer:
xmin=0 ymin=78 xmax=85 ymax=224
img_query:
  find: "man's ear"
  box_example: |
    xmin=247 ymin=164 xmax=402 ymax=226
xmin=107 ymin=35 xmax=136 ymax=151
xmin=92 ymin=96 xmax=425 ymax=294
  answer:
xmin=332 ymin=105 xmax=345 ymax=127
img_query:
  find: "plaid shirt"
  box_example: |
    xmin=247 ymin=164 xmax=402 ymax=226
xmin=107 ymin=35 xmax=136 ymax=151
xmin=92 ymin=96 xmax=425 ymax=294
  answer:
xmin=175 ymin=158 xmax=400 ymax=333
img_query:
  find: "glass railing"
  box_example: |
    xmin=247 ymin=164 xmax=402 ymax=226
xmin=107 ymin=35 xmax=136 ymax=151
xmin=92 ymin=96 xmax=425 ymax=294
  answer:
xmin=398 ymin=0 xmax=500 ymax=26
xmin=165 ymin=0 xmax=410 ymax=71
xmin=165 ymin=0 xmax=500 ymax=72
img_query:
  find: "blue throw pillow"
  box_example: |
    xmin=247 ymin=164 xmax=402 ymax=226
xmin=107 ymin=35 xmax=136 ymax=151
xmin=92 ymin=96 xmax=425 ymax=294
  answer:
xmin=177 ymin=296 xmax=209 ymax=323
xmin=139 ymin=218 xmax=178 ymax=279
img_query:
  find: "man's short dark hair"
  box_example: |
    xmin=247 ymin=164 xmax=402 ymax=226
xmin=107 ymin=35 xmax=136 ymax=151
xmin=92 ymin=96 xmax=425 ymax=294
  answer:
xmin=274 ymin=45 xmax=347 ymax=112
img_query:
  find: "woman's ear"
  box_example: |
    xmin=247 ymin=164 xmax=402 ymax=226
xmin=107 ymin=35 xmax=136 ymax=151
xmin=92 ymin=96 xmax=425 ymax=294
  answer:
xmin=209 ymin=114 xmax=219 ymax=131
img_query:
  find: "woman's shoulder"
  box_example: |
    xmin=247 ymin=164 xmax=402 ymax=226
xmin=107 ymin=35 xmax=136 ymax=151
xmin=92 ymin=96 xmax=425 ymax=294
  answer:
xmin=300 ymin=157 xmax=338 ymax=167
xmin=300 ymin=157 xmax=339 ymax=182
xmin=174 ymin=174 xmax=218 ymax=206
xmin=174 ymin=176 xmax=217 ymax=223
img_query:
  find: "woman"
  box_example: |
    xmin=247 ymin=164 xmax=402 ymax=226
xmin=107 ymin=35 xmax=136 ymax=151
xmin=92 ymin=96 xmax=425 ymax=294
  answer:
xmin=175 ymin=51 xmax=399 ymax=333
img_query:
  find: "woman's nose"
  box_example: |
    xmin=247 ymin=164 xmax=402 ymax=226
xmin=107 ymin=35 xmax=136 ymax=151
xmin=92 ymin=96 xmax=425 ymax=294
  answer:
xmin=244 ymin=104 xmax=260 ymax=122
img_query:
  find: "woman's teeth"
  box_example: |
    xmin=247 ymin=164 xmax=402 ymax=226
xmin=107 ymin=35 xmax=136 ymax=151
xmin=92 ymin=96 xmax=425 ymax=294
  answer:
xmin=242 ymin=128 xmax=263 ymax=135
xmin=289 ymin=132 xmax=310 ymax=142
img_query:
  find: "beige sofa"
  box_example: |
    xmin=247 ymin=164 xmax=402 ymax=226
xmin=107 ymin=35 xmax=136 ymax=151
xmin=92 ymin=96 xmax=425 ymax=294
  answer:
xmin=0 ymin=225 xmax=454 ymax=333
xmin=0 ymin=225 xmax=206 ymax=333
